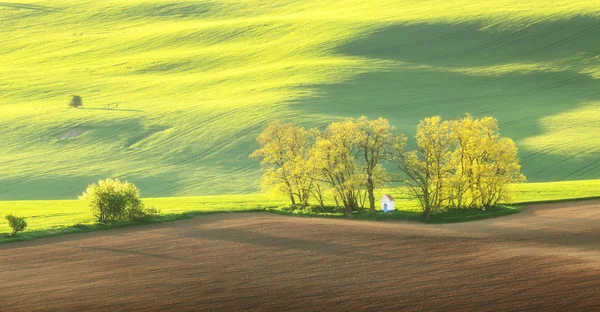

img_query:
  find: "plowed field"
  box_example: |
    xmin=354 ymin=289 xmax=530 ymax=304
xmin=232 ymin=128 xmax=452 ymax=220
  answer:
xmin=2 ymin=200 xmax=599 ymax=311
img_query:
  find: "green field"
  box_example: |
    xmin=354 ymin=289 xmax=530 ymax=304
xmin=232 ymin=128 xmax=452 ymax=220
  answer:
xmin=1 ymin=179 xmax=599 ymax=242
xmin=1 ymin=1 xmax=600 ymax=200
xmin=0 ymin=193 xmax=283 ymax=242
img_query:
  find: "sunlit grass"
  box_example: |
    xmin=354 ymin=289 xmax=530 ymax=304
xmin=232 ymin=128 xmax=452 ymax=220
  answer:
xmin=1 ymin=180 xmax=597 ymax=242
xmin=1 ymin=0 xmax=599 ymax=199
xmin=510 ymin=179 xmax=600 ymax=203
xmin=522 ymin=103 xmax=600 ymax=159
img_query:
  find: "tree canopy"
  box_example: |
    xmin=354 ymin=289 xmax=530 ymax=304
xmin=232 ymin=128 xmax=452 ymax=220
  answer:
xmin=251 ymin=114 xmax=525 ymax=218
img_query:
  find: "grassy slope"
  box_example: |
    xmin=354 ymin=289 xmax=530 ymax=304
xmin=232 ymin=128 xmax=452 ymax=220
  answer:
xmin=0 ymin=194 xmax=284 ymax=243
xmin=1 ymin=179 xmax=599 ymax=241
xmin=1 ymin=1 xmax=600 ymax=200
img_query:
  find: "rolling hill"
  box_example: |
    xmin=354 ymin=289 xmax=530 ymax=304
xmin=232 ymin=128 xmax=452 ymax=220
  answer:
xmin=1 ymin=0 xmax=599 ymax=200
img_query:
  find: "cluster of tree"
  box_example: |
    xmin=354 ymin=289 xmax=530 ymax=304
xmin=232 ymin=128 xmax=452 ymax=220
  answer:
xmin=251 ymin=117 xmax=398 ymax=216
xmin=396 ymin=115 xmax=525 ymax=218
xmin=251 ymin=115 xmax=525 ymax=218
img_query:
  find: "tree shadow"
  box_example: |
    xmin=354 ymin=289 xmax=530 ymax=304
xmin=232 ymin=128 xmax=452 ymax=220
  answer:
xmin=291 ymin=16 xmax=600 ymax=181
xmin=0 ymin=115 xmax=183 ymax=200
xmin=116 ymin=2 xmax=214 ymax=20
xmin=80 ymin=107 xmax=142 ymax=113
xmin=0 ymin=2 xmax=60 ymax=12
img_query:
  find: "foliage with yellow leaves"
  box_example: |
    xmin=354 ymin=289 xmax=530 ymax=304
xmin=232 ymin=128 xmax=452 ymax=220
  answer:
xmin=354 ymin=116 xmax=399 ymax=212
xmin=249 ymin=121 xmax=313 ymax=206
xmin=251 ymin=114 xmax=524 ymax=218
xmin=396 ymin=114 xmax=525 ymax=218
xmin=307 ymin=120 xmax=365 ymax=215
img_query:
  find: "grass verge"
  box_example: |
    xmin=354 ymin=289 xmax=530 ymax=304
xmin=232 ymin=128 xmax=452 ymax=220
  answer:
xmin=266 ymin=205 xmax=524 ymax=224
xmin=0 ymin=208 xmax=265 ymax=245
xmin=1 ymin=180 xmax=598 ymax=244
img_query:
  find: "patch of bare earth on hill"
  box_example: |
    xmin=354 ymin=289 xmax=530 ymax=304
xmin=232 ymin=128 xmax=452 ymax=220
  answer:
xmin=1 ymin=201 xmax=600 ymax=311
xmin=57 ymin=127 xmax=86 ymax=139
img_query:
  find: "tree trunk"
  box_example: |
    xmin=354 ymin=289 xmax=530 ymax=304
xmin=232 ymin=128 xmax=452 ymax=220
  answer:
xmin=301 ymin=192 xmax=309 ymax=207
xmin=316 ymin=193 xmax=325 ymax=209
xmin=289 ymin=194 xmax=296 ymax=206
xmin=423 ymin=188 xmax=431 ymax=219
xmin=342 ymin=197 xmax=352 ymax=216
xmin=367 ymin=186 xmax=376 ymax=212
xmin=346 ymin=193 xmax=359 ymax=216
xmin=424 ymin=205 xmax=431 ymax=219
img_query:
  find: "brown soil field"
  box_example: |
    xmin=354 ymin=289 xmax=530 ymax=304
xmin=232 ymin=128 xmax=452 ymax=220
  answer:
xmin=1 ymin=200 xmax=600 ymax=311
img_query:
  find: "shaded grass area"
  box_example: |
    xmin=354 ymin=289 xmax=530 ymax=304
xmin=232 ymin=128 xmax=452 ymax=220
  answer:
xmin=1 ymin=1 xmax=599 ymax=200
xmin=266 ymin=205 xmax=523 ymax=224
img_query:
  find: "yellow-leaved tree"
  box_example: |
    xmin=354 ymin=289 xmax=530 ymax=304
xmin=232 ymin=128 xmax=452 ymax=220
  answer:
xmin=308 ymin=120 xmax=365 ymax=215
xmin=450 ymin=114 xmax=525 ymax=208
xmin=395 ymin=116 xmax=455 ymax=218
xmin=250 ymin=121 xmax=313 ymax=206
xmin=354 ymin=116 xmax=398 ymax=212
xmin=396 ymin=114 xmax=525 ymax=218
xmin=251 ymin=115 xmax=520 ymax=217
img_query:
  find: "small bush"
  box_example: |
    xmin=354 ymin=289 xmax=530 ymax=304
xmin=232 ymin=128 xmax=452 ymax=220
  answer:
xmin=143 ymin=206 xmax=161 ymax=218
xmin=69 ymin=95 xmax=83 ymax=108
xmin=127 ymin=205 xmax=161 ymax=221
xmin=80 ymin=178 xmax=156 ymax=222
xmin=5 ymin=214 xmax=27 ymax=236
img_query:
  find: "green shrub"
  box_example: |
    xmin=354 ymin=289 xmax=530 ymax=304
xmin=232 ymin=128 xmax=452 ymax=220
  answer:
xmin=5 ymin=214 xmax=27 ymax=236
xmin=69 ymin=95 xmax=83 ymax=108
xmin=80 ymin=178 xmax=156 ymax=222
xmin=143 ymin=206 xmax=161 ymax=218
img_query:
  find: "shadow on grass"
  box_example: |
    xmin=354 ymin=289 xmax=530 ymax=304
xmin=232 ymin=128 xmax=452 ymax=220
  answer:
xmin=79 ymin=107 xmax=142 ymax=112
xmin=0 ymin=2 xmax=60 ymax=12
xmin=267 ymin=205 xmax=524 ymax=224
xmin=292 ymin=17 xmax=600 ymax=182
